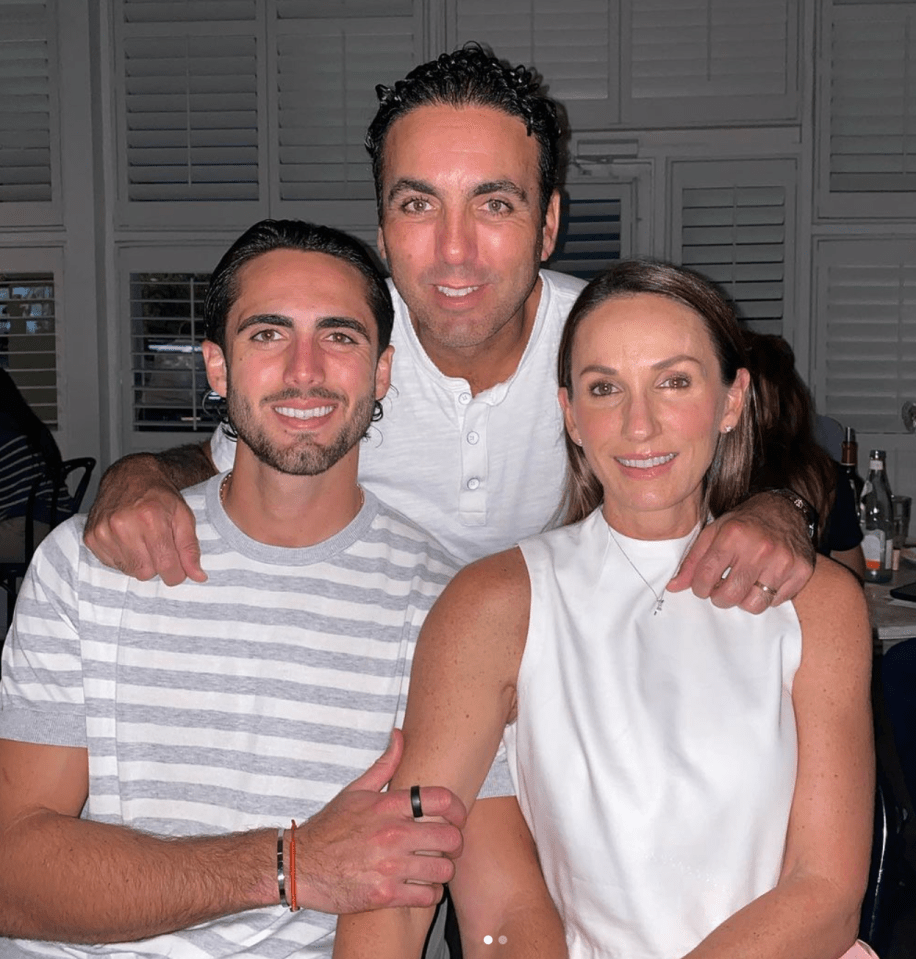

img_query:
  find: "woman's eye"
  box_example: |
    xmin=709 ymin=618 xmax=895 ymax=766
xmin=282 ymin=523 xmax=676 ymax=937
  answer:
xmin=589 ymin=381 xmax=616 ymax=396
xmin=662 ymin=374 xmax=690 ymax=389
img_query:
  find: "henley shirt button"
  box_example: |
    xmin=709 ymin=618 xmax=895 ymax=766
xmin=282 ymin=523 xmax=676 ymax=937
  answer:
xmin=467 ymin=477 xmax=481 ymax=490
xmin=467 ymin=431 xmax=479 ymax=445
xmin=458 ymin=391 xmax=472 ymax=405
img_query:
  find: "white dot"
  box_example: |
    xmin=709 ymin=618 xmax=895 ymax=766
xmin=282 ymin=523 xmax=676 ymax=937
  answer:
xmin=483 ymin=935 xmax=493 ymax=944
xmin=498 ymin=936 xmax=508 ymax=944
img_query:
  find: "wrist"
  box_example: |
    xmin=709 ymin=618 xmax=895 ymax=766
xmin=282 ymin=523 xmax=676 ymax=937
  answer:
xmin=761 ymin=487 xmax=819 ymax=543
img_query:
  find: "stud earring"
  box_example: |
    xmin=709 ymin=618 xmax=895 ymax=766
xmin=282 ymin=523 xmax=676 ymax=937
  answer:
xmin=722 ymin=425 xmax=734 ymax=434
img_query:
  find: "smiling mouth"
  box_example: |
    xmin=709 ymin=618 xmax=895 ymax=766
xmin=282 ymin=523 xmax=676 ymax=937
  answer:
xmin=436 ymin=285 xmax=480 ymax=298
xmin=617 ymin=453 xmax=676 ymax=469
xmin=275 ymin=405 xmax=334 ymax=421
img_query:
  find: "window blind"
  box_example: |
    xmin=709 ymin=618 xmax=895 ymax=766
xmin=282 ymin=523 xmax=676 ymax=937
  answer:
xmin=0 ymin=272 xmax=58 ymax=428
xmin=672 ymin=159 xmax=796 ymax=334
xmin=550 ymin=186 xmax=624 ymax=279
xmin=130 ymin=271 xmax=215 ymax=432
xmin=816 ymin=240 xmax=916 ymax=435
xmin=0 ymin=0 xmax=54 ymax=204
xmin=622 ymin=0 xmax=798 ymax=125
xmin=827 ymin=4 xmax=916 ymax=194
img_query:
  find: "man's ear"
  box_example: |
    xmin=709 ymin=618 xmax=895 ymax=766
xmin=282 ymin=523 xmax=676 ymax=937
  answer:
xmin=202 ymin=340 xmax=227 ymax=399
xmin=540 ymin=190 xmax=562 ymax=262
xmin=377 ymin=225 xmax=387 ymax=262
xmin=375 ymin=345 xmax=394 ymax=401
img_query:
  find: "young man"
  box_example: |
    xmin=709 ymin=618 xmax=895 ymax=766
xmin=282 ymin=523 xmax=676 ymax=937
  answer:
xmin=84 ymin=47 xmax=814 ymax=610
xmin=0 ymin=221 xmax=524 ymax=959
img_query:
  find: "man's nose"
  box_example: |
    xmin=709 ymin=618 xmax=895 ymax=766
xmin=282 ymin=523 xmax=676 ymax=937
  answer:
xmin=284 ymin=337 xmax=324 ymax=386
xmin=437 ymin=209 xmax=476 ymax=266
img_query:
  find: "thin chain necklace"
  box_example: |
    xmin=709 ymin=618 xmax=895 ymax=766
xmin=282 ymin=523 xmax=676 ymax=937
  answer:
xmin=219 ymin=471 xmax=365 ymax=512
xmin=219 ymin=470 xmax=232 ymax=503
xmin=606 ymin=522 xmax=701 ymax=616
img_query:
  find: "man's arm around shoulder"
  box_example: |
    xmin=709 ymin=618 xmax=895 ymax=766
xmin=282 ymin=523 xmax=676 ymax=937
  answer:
xmin=83 ymin=441 xmax=217 ymax=586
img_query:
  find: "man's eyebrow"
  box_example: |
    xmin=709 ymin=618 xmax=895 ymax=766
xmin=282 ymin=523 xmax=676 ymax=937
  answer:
xmin=472 ymin=180 xmax=529 ymax=203
xmin=236 ymin=313 xmax=293 ymax=334
xmin=316 ymin=316 xmax=372 ymax=341
xmin=386 ymin=177 xmax=438 ymax=204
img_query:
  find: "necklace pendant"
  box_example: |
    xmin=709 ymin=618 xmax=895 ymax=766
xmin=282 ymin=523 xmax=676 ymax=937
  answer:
xmin=653 ymin=597 xmax=664 ymax=615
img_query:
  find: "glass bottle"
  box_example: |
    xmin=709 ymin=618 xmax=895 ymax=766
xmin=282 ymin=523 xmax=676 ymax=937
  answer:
xmin=840 ymin=426 xmax=864 ymax=523
xmin=860 ymin=449 xmax=894 ymax=583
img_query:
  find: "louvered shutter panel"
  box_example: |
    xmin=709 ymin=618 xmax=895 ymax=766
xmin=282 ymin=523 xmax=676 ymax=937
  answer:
xmin=1 ymin=271 xmax=59 ymax=428
xmin=0 ymin=0 xmax=57 ymax=209
xmin=816 ymin=240 xmax=916 ymax=436
xmin=272 ymin=8 xmax=418 ymax=211
xmin=452 ymin=0 xmax=620 ymax=129
xmin=819 ymin=1 xmax=916 ymax=218
xmin=622 ymin=0 xmax=798 ymax=126
xmin=130 ymin=270 xmax=213 ymax=432
xmin=672 ymin=159 xmax=796 ymax=335
xmin=116 ymin=0 xmax=265 ymax=225
xmin=550 ymin=183 xmax=626 ymax=279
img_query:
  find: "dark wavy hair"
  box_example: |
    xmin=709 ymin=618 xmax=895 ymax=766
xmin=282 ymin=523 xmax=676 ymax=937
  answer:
xmin=365 ymin=42 xmax=565 ymax=223
xmin=203 ymin=219 xmax=394 ymax=432
xmin=556 ymin=259 xmax=756 ymax=526
xmin=743 ymin=331 xmax=835 ymax=538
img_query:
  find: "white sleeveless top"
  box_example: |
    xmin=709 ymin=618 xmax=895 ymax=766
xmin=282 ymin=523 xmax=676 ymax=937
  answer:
xmin=506 ymin=509 xmax=802 ymax=959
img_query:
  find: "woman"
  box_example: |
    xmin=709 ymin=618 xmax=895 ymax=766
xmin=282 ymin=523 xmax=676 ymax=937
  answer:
xmin=744 ymin=330 xmax=866 ymax=581
xmin=336 ymin=261 xmax=873 ymax=959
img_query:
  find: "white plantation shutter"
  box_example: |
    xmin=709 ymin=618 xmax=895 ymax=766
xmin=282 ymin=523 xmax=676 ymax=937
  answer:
xmin=115 ymin=2 xmax=263 ymax=227
xmin=0 ymin=0 xmax=58 ymax=212
xmin=671 ymin=159 xmax=796 ymax=335
xmin=819 ymin=1 xmax=916 ymax=218
xmin=272 ymin=13 xmax=418 ymax=209
xmin=549 ymin=182 xmax=627 ymax=279
xmin=622 ymin=0 xmax=799 ymax=126
xmin=115 ymin=2 xmax=265 ymax=225
xmin=451 ymin=0 xmax=620 ymax=129
xmin=815 ymin=240 xmax=916 ymax=436
xmin=0 ymin=269 xmax=59 ymax=428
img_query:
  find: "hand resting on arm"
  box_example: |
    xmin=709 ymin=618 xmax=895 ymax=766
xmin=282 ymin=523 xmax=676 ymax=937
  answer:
xmin=83 ymin=442 xmax=217 ymax=585
xmin=0 ymin=730 xmax=465 ymax=944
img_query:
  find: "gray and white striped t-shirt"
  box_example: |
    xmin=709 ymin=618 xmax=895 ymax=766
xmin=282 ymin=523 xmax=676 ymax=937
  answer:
xmin=0 ymin=476 xmax=463 ymax=959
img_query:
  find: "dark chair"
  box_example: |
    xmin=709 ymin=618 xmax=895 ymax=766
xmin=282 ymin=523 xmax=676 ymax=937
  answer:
xmin=858 ymin=664 xmax=915 ymax=954
xmin=0 ymin=456 xmax=96 ymax=630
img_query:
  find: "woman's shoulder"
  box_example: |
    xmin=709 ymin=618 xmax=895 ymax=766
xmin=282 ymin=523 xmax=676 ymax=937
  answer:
xmin=451 ymin=547 xmax=530 ymax=602
xmin=792 ymin=555 xmax=871 ymax=659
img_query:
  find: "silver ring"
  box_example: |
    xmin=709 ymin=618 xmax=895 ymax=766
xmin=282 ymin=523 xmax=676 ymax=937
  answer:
xmin=754 ymin=580 xmax=777 ymax=599
xmin=410 ymin=784 xmax=424 ymax=819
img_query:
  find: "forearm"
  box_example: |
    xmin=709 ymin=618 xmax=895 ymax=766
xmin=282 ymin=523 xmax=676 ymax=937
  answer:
xmin=683 ymin=874 xmax=862 ymax=959
xmin=0 ymin=810 xmax=276 ymax=943
xmin=99 ymin=442 xmax=216 ymax=497
xmin=155 ymin=441 xmax=218 ymax=488
xmin=334 ymin=907 xmax=434 ymax=959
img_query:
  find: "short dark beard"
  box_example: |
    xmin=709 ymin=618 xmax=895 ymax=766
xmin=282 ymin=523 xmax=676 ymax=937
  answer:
xmin=226 ymin=383 xmax=376 ymax=477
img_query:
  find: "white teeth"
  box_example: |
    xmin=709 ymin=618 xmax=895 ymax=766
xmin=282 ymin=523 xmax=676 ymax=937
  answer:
xmin=618 ymin=453 xmax=676 ymax=469
xmin=437 ymin=286 xmax=478 ymax=297
xmin=275 ymin=405 xmax=333 ymax=421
